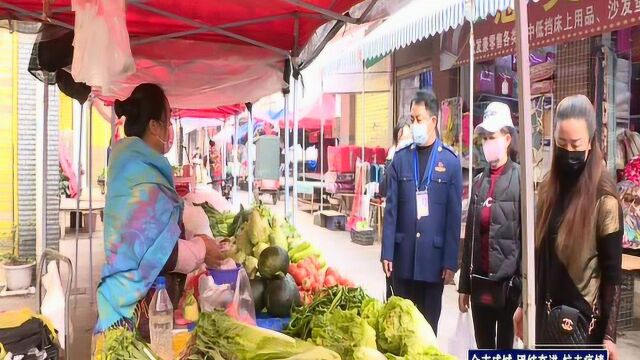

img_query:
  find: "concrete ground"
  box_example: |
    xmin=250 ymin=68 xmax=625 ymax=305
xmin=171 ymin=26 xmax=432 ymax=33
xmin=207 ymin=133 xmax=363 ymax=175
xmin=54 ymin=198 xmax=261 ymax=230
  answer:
xmin=0 ymin=190 xmax=638 ymax=359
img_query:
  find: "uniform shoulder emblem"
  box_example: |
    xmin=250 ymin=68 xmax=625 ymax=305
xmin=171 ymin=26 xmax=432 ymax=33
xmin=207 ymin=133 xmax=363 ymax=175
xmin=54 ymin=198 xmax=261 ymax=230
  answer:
xmin=440 ymin=143 xmax=458 ymax=158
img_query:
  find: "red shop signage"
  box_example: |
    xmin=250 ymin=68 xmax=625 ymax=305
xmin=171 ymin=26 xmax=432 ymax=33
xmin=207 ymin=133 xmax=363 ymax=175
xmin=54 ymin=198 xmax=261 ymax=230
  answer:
xmin=456 ymin=0 xmax=640 ymax=64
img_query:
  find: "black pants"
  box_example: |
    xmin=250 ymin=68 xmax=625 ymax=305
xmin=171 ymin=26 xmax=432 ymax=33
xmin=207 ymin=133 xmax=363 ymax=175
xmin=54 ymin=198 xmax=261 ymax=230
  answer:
xmin=392 ymin=275 xmax=445 ymax=334
xmin=471 ymin=300 xmax=517 ymax=349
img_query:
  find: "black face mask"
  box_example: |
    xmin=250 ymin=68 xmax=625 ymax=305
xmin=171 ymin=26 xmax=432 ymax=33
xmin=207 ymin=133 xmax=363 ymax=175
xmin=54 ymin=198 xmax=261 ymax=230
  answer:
xmin=555 ymin=147 xmax=587 ymax=177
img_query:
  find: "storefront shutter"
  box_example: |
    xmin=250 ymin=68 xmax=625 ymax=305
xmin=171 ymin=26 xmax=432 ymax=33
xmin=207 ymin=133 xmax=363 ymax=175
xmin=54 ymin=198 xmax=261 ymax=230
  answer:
xmin=355 ymin=92 xmax=391 ymax=148
xmin=17 ymin=34 xmax=60 ymax=257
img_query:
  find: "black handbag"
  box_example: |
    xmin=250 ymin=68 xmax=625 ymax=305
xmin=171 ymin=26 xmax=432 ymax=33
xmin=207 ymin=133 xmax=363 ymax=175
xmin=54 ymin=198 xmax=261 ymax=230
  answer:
xmin=540 ymin=243 xmax=597 ymax=345
xmin=471 ymin=274 xmax=511 ymax=309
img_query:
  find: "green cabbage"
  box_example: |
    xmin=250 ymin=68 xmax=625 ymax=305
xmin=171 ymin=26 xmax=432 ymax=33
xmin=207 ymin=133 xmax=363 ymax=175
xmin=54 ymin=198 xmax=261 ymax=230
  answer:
xmin=310 ymin=309 xmax=377 ymax=360
xmin=361 ymin=298 xmax=384 ymax=331
xmin=353 ymin=347 xmax=387 ymax=360
xmin=247 ymin=207 xmax=271 ymax=245
xmin=253 ymin=242 xmax=270 ymax=259
xmin=244 ymin=256 xmax=259 ymax=279
xmin=377 ymin=297 xmax=450 ymax=358
xmin=235 ymin=224 xmax=253 ymax=254
xmin=186 ymin=310 xmax=340 ymax=360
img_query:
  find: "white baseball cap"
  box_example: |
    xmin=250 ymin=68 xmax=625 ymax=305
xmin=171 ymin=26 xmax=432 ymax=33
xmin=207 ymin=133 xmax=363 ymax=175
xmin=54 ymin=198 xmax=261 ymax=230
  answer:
xmin=475 ymin=102 xmax=514 ymax=133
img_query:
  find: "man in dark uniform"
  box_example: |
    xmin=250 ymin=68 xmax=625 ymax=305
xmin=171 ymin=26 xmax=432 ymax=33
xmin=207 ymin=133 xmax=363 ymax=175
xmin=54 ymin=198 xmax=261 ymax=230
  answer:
xmin=381 ymin=90 xmax=462 ymax=333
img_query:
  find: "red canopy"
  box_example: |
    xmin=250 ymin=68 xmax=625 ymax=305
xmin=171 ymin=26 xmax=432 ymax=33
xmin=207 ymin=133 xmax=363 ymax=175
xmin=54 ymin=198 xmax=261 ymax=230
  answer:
xmin=1 ymin=0 xmax=369 ymax=109
xmin=279 ymin=94 xmax=335 ymax=130
xmin=173 ymin=104 xmax=245 ymax=119
xmin=1 ymin=1 xmax=362 ymax=51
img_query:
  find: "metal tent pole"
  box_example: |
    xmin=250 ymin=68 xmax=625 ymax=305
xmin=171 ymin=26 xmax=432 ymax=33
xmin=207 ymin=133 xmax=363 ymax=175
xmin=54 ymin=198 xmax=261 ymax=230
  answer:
xmin=39 ymin=76 xmax=49 ymax=260
xmin=88 ymin=98 xmax=94 ymax=304
xmin=233 ymin=114 xmax=239 ymax=207
xmin=247 ymin=104 xmax=254 ymax=205
xmin=292 ymin=74 xmax=299 ymax=226
xmin=320 ymin=82 xmax=325 ymax=213
xmin=361 ymin=60 xmax=366 ymax=162
xmin=222 ymin=122 xmax=227 ymax=184
xmin=73 ymin=103 xmax=84 ymax=294
xmin=467 ymin=0 xmax=475 ymax=202
xmin=514 ymin=0 xmax=536 ymax=348
xmin=284 ymin=92 xmax=291 ymax=220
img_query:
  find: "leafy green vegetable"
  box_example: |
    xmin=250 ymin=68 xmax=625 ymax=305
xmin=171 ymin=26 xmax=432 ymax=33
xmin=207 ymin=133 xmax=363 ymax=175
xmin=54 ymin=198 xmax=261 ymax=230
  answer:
xmin=310 ymin=309 xmax=377 ymax=360
xmin=196 ymin=203 xmax=236 ymax=237
xmin=235 ymin=224 xmax=253 ymax=255
xmin=269 ymin=225 xmax=288 ymax=250
xmin=286 ymin=286 xmax=371 ymax=340
xmin=102 ymin=327 xmax=157 ymax=360
xmin=244 ymin=256 xmax=259 ymax=279
xmin=253 ymin=242 xmax=270 ymax=259
xmin=353 ymin=347 xmax=388 ymax=360
xmin=182 ymin=310 xmax=340 ymax=360
xmin=377 ymin=297 xmax=451 ymax=358
xmin=361 ymin=298 xmax=384 ymax=331
xmin=247 ymin=205 xmax=271 ymax=245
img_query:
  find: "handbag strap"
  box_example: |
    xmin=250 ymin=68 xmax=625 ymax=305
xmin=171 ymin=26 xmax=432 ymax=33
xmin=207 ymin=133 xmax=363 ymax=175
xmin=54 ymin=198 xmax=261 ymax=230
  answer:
xmin=544 ymin=212 xmax=598 ymax=332
xmin=469 ymin=173 xmax=485 ymax=276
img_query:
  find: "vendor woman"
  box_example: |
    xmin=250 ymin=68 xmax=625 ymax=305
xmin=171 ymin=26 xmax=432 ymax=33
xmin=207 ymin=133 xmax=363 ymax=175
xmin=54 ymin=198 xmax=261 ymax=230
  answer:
xmin=95 ymin=83 xmax=221 ymax=336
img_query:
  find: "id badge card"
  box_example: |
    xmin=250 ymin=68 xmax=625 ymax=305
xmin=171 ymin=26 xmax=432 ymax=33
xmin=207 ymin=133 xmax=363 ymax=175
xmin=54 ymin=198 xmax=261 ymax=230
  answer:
xmin=416 ymin=190 xmax=429 ymax=219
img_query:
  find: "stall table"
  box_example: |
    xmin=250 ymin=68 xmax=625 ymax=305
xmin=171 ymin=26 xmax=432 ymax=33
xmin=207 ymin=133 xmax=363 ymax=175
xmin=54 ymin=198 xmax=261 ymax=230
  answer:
xmin=59 ymin=198 xmax=105 ymax=237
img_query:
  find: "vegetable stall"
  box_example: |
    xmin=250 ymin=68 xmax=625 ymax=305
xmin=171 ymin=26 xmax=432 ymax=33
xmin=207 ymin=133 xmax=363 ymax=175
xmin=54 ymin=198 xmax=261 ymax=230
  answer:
xmin=96 ymin=199 xmax=454 ymax=359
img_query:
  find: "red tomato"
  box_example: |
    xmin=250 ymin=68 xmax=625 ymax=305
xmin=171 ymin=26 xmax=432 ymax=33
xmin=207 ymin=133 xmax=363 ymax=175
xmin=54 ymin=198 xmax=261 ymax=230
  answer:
xmin=324 ymin=275 xmax=338 ymax=288
xmin=302 ymin=278 xmax=313 ymax=292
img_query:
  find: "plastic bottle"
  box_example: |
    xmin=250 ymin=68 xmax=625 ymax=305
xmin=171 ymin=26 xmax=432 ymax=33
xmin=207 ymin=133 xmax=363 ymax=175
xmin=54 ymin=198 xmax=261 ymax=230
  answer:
xmin=149 ymin=276 xmax=174 ymax=359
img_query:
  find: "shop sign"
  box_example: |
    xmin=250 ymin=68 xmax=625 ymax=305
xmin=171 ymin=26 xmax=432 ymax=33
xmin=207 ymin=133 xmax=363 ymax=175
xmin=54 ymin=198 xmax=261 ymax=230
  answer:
xmin=456 ymin=0 xmax=640 ymax=64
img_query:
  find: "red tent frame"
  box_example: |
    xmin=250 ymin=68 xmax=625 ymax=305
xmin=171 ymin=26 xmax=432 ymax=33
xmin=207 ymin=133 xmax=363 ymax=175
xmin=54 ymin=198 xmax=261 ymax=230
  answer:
xmin=0 ymin=0 xmax=378 ymax=60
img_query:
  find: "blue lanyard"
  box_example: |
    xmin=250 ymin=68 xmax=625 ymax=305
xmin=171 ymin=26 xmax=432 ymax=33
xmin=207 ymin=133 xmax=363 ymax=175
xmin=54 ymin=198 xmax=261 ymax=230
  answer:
xmin=413 ymin=139 xmax=439 ymax=190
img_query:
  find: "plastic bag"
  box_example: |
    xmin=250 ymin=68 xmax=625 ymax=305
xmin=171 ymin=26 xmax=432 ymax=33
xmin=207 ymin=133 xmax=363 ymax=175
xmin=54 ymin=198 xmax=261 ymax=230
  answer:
xmin=198 ymin=274 xmax=233 ymax=312
xmin=513 ymin=337 xmax=525 ymax=349
xmin=226 ymin=269 xmax=256 ymax=326
xmin=71 ymin=0 xmax=135 ymax=91
xmin=446 ymin=313 xmax=476 ymax=360
xmin=197 ymin=269 xmax=256 ymax=326
xmin=40 ymin=261 xmax=70 ymax=350
xmin=182 ymin=203 xmax=214 ymax=240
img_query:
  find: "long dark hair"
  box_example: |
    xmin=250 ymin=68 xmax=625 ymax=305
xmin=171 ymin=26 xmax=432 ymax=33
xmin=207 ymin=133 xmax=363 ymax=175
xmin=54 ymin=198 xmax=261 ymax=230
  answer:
xmin=114 ymin=83 xmax=169 ymax=138
xmin=535 ymin=95 xmax=618 ymax=264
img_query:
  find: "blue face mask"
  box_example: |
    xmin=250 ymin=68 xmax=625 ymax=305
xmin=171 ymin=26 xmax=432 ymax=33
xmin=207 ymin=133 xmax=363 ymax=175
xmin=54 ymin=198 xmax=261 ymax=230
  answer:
xmin=411 ymin=122 xmax=429 ymax=145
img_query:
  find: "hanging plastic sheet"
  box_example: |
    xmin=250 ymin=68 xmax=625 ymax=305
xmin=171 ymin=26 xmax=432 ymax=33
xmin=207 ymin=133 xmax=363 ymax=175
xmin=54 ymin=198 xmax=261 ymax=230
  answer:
xmin=71 ymin=0 xmax=135 ymax=91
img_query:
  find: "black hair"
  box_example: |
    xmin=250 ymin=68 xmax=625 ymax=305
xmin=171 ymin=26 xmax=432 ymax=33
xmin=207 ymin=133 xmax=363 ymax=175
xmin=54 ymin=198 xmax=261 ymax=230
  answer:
xmin=393 ymin=116 xmax=412 ymax=145
xmin=410 ymin=90 xmax=439 ymax=118
xmin=114 ymin=83 xmax=169 ymax=138
xmin=209 ymin=140 xmax=216 ymax=147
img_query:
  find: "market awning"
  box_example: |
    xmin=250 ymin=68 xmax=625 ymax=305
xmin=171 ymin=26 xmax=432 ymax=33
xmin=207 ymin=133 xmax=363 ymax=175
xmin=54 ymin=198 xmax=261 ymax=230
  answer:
xmin=279 ymin=94 xmax=336 ymax=130
xmin=0 ymin=0 xmax=376 ymax=109
xmin=360 ymin=0 xmax=516 ymax=61
xmin=253 ymin=93 xmax=336 ymax=130
xmin=173 ymin=105 xmax=246 ymax=120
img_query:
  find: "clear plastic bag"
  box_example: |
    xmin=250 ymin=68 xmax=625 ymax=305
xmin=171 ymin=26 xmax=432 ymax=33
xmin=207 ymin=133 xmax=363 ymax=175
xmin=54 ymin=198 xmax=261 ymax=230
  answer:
xmin=197 ymin=269 xmax=256 ymax=326
xmin=71 ymin=0 xmax=135 ymax=91
xmin=198 ymin=274 xmax=234 ymax=312
xmin=226 ymin=269 xmax=256 ymax=326
xmin=447 ymin=313 xmax=476 ymax=360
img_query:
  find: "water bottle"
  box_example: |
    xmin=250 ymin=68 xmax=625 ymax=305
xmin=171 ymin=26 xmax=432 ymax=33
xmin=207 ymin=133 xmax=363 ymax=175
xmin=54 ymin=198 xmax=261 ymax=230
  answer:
xmin=149 ymin=276 xmax=174 ymax=359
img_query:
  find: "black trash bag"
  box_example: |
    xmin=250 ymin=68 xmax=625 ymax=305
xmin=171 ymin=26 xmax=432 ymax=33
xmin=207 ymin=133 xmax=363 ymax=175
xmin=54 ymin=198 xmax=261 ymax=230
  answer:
xmin=56 ymin=69 xmax=91 ymax=104
xmin=28 ymin=23 xmax=74 ymax=85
